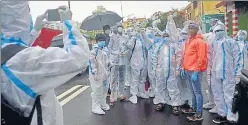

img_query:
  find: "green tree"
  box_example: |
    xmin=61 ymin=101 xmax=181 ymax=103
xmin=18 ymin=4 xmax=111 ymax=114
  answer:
xmin=144 ymin=19 xmax=153 ymax=28
xmin=157 ymin=12 xmax=168 ymax=31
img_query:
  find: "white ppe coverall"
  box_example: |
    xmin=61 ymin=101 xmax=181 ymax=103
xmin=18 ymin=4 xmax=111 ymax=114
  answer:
xmin=108 ymin=32 xmax=129 ymax=101
xmin=155 ymin=15 xmax=180 ymax=106
xmin=129 ymin=34 xmax=149 ymax=104
xmin=89 ymin=45 xmax=110 ymax=114
xmin=124 ymin=27 xmax=134 ymax=87
xmin=1 ymin=1 xmax=90 ymax=125
xmin=152 ymin=39 xmax=180 ymax=106
xmin=211 ymin=23 xmax=238 ymax=122
xmin=146 ymin=30 xmax=159 ymax=98
xmin=234 ymin=30 xmax=248 ymax=81
xmin=203 ymin=31 xmax=216 ymax=106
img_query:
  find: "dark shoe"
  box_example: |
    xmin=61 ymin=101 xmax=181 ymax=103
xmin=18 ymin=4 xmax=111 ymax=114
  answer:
xmin=182 ymin=108 xmax=196 ymax=114
xmin=187 ymin=113 xmax=203 ymax=121
xmin=212 ymin=115 xmax=227 ymax=124
xmin=172 ymin=106 xmax=179 ymax=116
xmin=108 ymin=89 xmax=111 ymax=95
xmin=119 ymin=96 xmax=128 ymax=102
xmin=181 ymin=103 xmax=190 ymax=109
xmin=227 ymin=120 xmax=237 ymax=125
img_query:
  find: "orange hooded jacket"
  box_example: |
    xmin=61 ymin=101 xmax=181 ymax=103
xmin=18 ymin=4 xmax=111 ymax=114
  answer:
xmin=182 ymin=34 xmax=208 ymax=72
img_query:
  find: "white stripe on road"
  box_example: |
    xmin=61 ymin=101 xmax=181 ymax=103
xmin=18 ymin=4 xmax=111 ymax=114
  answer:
xmin=60 ymin=86 xmax=90 ymax=106
xmin=57 ymin=85 xmax=83 ymax=100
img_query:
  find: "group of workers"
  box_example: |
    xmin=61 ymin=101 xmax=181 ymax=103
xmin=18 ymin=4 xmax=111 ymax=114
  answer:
xmin=89 ymin=13 xmax=248 ymax=125
xmin=1 ymin=1 xmax=248 ymax=125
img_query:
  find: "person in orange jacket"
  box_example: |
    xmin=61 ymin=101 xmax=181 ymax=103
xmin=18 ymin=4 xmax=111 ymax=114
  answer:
xmin=180 ymin=23 xmax=208 ymax=121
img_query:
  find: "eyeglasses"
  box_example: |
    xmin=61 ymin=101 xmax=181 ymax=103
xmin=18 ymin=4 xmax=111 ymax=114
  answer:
xmin=215 ymin=30 xmax=224 ymax=33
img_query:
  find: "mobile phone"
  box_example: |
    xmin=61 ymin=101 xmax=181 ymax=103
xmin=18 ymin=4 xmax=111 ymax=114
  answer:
xmin=47 ymin=8 xmax=66 ymax=21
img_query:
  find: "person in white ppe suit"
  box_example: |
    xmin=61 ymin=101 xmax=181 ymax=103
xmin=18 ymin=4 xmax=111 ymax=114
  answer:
xmin=1 ymin=2 xmax=90 ymax=125
xmin=156 ymin=15 xmax=181 ymax=115
xmin=124 ymin=27 xmax=134 ymax=87
xmin=234 ymin=30 xmax=248 ymax=82
xmin=108 ymin=22 xmax=129 ymax=105
xmin=202 ymin=19 xmax=221 ymax=114
xmin=210 ymin=22 xmax=239 ymax=124
xmin=176 ymin=27 xmax=192 ymax=110
xmin=146 ymin=30 xmax=161 ymax=98
xmin=145 ymin=30 xmax=167 ymax=111
xmin=89 ymin=34 xmax=111 ymax=115
xmin=128 ymin=28 xmax=149 ymax=104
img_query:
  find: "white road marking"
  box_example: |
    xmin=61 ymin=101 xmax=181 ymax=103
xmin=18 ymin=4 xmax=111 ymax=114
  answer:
xmin=56 ymin=85 xmax=83 ymax=100
xmin=60 ymin=86 xmax=90 ymax=106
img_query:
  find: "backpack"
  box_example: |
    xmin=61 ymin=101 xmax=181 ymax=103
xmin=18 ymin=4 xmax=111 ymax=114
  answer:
xmin=1 ymin=44 xmax=43 ymax=125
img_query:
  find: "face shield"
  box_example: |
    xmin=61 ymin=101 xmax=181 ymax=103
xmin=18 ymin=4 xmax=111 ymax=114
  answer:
xmin=153 ymin=31 xmax=162 ymax=43
xmin=237 ymin=30 xmax=247 ymax=41
xmin=213 ymin=23 xmax=226 ymax=40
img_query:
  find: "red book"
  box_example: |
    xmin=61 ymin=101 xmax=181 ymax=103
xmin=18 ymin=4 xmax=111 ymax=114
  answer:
xmin=32 ymin=28 xmax=62 ymax=48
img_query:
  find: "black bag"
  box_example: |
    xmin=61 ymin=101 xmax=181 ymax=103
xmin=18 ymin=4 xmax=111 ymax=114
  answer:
xmin=232 ymin=69 xmax=248 ymax=114
xmin=1 ymin=44 xmax=43 ymax=125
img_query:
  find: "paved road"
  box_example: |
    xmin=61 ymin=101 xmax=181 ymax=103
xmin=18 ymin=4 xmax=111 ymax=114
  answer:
xmin=54 ymin=72 xmax=223 ymax=125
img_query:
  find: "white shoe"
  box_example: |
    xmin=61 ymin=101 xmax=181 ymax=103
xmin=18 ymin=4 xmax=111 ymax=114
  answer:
xmin=92 ymin=106 xmax=105 ymax=115
xmin=101 ymin=104 xmax=110 ymax=111
xmin=129 ymin=95 xmax=137 ymax=104
xmin=203 ymin=102 xmax=214 ymax=109
xmin=209 ymin=106 xmax=218 ymax=114
xmin=125 ymin=82 xmax=130 ymax=87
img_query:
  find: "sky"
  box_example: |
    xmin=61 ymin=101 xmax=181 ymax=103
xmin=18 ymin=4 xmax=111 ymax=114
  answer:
xmin=29 ymin=1 xmax=189 ymax=22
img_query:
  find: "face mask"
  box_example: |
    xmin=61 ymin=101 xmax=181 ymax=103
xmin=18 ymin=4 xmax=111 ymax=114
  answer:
xmin=154 ymin=36 xmax=161 ymax=43
xmin=148 ymin=34 xmax=153 ymax=39
xmin=98 ymin=41 xmax=106 ymax=48
xmin=215 ymin=31 xmax=225 ymax=40
xmin=238 ymin=36 xmax=246 ymax=41
xmin=104 ymin=29 xmax=110 ymax=35
xmin=117 ymin=27 xmax=123 ymax=33
xmin=162 ymin=37 xmax=168 ymax=42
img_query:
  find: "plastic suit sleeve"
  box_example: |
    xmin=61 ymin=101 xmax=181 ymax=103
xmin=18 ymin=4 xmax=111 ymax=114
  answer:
xmin=233 ymin=41 xmax=242 ymax=76
xmin=140 ymin=32 xmax=152 ymax=49
xmin=207 ymin=43 xmax=213 ymax=75
xmin=5 ymin=20 xmax=90 ymax=95
xmin=175 ymin=43 xmax=183 ymax=71
xmin=89 ymin=48 xmax=98 ymax=75
xmin=166 ymin=15 xmax=179 ymax=43
xmin=125 ymin=37 xmax=136 ymax=50
xmin=108 ymin=35 xmax=115 ymax=53
xmin=29 ymin=29 xmax=41 ymax=46
xmin=195 ymin=41 xmax=208 ymax=72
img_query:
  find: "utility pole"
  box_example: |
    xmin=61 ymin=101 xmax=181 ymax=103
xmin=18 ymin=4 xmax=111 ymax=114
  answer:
xmin=120 ymin=1 xmax=123 ymax=22
xmin=68 ymin=1 xmax=71 ymax=9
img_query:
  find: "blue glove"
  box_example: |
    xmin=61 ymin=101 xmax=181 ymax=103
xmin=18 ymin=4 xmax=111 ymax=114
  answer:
xmin=180 ymin=69 xmax=185 ymax=78
xmin=191 ymin=71 xmax=198 ymax=82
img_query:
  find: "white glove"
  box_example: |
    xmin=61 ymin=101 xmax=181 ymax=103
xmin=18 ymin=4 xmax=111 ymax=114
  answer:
xmin=235 ymin=76 xmax=240 ymax=84
xmin=58 ymin=6 xmax=72 ymax=21
xmin=92 ymin=68 xmax=97 ymax=75
xmin=34 ymin=10 xmax=49 ymax=31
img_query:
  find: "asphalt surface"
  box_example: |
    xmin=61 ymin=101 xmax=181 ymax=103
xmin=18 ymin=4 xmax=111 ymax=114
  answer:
xmin=54 ymin=72 xmax=223 ymax=125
